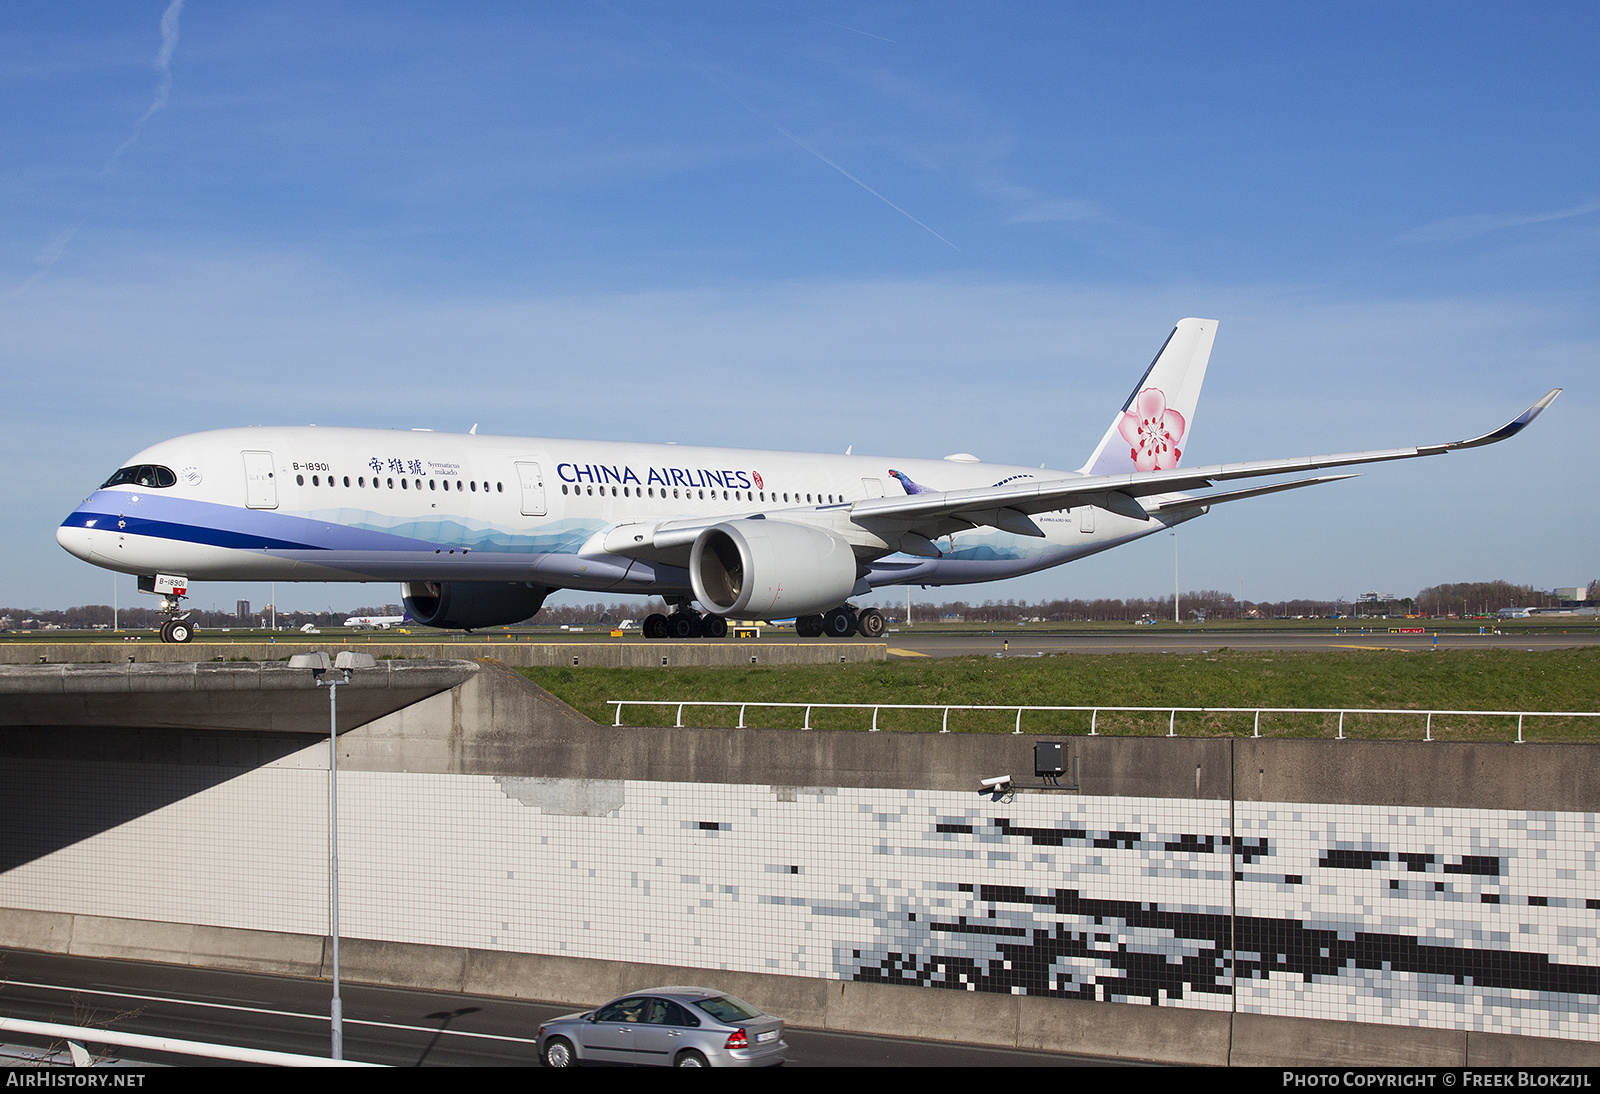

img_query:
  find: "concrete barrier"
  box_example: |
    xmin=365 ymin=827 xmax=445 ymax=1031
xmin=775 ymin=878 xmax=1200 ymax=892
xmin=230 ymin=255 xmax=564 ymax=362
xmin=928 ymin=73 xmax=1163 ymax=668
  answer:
xmin=0 ymin=659 xmax=478 ymax=735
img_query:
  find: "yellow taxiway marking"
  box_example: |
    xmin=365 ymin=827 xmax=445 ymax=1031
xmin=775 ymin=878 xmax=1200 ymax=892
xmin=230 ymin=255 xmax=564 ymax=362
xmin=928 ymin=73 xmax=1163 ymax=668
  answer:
xmin=1328 ymin=643 xmax=1416 ymax=651
xmin=887 ymin=648 xmax=931 ymax=657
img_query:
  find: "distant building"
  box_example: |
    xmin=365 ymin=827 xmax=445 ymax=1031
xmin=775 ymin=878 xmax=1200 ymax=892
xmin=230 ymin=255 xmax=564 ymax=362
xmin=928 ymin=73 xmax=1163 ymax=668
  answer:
xmin=1554 ymin=587 xmax=1588 ymax=603
xmin=236 ymin=600 xmax=251 ymax=619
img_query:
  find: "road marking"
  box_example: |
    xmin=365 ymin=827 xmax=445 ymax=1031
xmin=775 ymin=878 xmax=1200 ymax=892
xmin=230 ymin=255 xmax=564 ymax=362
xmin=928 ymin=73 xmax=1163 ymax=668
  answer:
xmin=886 ymin=648 xmax=929 ymax=657
xmin=0 ymin=978 xmax=542 ymax=1046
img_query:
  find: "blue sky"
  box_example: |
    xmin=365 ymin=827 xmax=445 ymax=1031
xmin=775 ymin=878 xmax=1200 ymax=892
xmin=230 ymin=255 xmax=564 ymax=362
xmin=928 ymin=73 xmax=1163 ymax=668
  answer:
xmin=3 ymin=2 xmax=1595 ymax=613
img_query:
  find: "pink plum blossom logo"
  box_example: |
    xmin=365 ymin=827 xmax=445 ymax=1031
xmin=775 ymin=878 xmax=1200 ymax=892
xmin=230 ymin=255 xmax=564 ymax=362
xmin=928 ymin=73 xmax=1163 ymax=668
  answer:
xmin=1118 ymin=387 xmax=1186 ymax=471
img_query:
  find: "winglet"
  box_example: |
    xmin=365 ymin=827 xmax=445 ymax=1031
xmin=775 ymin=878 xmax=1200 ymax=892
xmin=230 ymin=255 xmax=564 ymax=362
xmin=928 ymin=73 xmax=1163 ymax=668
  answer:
xmin=1433 ymin=389 xmax=1561 ymax=453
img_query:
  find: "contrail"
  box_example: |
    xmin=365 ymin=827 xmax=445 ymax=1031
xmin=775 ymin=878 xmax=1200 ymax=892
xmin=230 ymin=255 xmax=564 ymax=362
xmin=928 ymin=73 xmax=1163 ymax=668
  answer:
xmin=596 ymin=1 xmax=956 ymax=250
xmin=9 ymin=226 xmax=80 ymax=297
xmin=750 ymin=110 xmax=957 ymax=249
xmin=110 ymin=0 xmax=185 ymax=162
xmin=18 ymin=2 xmax=185 ymax=293
xmin=753 ymin=2 xmax=895 ymax=43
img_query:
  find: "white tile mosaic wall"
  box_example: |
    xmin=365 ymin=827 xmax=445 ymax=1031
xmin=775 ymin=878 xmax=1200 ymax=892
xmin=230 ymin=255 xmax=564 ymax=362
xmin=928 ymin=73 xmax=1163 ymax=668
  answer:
xmin=1 ymin=758 xmax=1594 ymax=1041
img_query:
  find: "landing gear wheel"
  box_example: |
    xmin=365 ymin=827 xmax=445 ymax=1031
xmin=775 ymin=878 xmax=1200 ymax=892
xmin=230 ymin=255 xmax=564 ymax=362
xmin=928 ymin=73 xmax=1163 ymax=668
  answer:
xmin=159 ymin=621 xmax=174 ymax=643
xmin=702 ymin=615 xmax=728 ymax=639
xmin=168 ymin=619 xmax=193 ymax=644
xmin=795 ymin=614 xmax=824 ymax=638
xmin=668 ymin=612 xmax=702 ymax=639
xmin=855 ymin=607 xmax=886 ymax=638
xmin=822 ymin=607 xmax=857 ymax=638
xmin=643 ymin=613 xmax=670 ymax=639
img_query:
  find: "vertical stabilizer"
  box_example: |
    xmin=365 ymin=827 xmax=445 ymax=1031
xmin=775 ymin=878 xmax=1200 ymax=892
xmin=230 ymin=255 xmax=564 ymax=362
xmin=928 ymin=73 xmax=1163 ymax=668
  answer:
xmin=1079 ymin=318 xmax=1217 ymax=475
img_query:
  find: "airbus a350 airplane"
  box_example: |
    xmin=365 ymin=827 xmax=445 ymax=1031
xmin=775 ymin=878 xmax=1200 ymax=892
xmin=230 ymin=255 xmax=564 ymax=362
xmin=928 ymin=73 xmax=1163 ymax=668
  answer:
xmin=58 ymin=319 xmax=1559 ymax=643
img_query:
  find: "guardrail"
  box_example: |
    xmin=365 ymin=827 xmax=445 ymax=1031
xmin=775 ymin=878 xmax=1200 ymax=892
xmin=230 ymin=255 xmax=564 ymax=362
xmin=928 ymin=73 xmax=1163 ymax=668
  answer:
xmin=0 ymin=1015 xmax=381 ymax=1067
xmin=606 ymin=700 xmax=1600 ymax=742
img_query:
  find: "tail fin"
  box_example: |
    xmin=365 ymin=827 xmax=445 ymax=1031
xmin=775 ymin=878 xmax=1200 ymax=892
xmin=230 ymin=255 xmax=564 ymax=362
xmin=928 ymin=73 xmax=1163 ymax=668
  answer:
xmin=1079 ymin=318 xmax=1217 ymax=475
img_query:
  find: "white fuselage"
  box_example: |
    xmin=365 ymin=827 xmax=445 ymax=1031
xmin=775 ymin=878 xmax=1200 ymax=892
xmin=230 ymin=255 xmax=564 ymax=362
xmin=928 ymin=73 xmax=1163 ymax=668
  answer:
xmin=57 ymin=426 xmax=1182 ymax=605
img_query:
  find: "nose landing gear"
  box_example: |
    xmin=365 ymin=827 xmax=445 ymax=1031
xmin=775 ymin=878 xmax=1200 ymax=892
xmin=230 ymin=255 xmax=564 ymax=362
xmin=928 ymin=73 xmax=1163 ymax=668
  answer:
xmin=138 ymin=575 xmax=196 ymax=643
xmin=159 ymin=618 xmax=194 ymax=644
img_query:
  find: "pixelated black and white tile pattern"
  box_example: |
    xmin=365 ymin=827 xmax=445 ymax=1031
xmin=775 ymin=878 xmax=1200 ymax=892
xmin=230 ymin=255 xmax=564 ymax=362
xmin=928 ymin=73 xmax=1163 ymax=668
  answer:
xmin=0 ymin=759 xmax=1594 ymax=1041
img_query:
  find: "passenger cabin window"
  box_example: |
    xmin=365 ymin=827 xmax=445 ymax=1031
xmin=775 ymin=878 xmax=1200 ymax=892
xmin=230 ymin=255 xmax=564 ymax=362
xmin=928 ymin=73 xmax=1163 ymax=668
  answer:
xmin=101 ymin=465 xmax=177 ymax=489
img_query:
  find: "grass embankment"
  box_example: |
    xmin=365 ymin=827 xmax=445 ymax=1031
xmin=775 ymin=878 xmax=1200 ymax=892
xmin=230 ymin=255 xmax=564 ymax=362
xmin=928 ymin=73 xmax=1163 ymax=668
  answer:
xmin=523 ymin=647 xmax=1600 ymax=742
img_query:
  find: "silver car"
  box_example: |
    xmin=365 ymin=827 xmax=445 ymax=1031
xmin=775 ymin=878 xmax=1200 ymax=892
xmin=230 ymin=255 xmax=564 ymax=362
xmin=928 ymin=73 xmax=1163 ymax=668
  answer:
xmin=537 ymin=986 xmax=787 ymax=1067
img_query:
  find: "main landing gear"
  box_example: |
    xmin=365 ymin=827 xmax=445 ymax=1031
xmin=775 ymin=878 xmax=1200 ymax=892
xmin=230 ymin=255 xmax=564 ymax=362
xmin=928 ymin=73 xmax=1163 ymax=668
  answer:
xmin=642 ymin=607 xmax=728 ymax=640
xmin=794 ymin=605 xmax=885 ymax=639
xmin=639 ymin=601 xmax=885 ymax=640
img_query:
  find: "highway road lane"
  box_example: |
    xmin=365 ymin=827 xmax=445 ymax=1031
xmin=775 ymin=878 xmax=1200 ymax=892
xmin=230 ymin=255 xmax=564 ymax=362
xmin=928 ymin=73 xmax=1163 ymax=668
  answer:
xmin=0 ymin=950 xmax=1122 ymax=1067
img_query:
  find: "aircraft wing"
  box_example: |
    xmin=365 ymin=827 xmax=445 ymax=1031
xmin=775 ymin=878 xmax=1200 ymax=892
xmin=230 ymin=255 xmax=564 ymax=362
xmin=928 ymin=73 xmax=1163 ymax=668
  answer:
xmin=847 ymin=389 xmax=1560 ymax=537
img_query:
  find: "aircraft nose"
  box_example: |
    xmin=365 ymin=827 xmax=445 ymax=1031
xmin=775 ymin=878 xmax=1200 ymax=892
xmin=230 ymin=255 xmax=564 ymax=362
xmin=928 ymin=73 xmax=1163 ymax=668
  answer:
xmin=57 ymin=507 xmax=106 ymax=564
xmin=58 ymin=522 xmax=95 ymax=562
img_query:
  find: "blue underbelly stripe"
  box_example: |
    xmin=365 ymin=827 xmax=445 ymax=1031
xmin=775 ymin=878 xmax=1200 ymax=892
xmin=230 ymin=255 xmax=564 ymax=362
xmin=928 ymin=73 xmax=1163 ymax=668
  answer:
xmin=66 ymin=513 xmax=325 ymax=552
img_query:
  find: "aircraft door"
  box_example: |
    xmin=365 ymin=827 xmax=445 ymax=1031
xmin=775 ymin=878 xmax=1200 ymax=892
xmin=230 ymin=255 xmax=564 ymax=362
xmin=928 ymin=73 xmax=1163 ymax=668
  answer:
xmin=861 ymin=477 xmax=884 ymax=497
xmin=515 ymin=462 xmax=547 ymax=516
xmin=243 ymin=451 xmax=278 ymax=509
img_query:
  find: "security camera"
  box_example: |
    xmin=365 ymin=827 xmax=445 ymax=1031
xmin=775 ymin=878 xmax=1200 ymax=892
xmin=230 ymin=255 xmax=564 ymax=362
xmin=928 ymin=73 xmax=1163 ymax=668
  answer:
xmin=980 ymin=775 xmax=1012 ymax=792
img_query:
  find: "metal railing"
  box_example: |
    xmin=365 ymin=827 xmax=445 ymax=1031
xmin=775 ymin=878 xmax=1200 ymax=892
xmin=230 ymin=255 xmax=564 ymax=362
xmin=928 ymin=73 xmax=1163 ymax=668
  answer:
xmin=607 ymin=700 xmax=1600 ymax=742
xmin=0 ymin=1015 xmax=380 ymax=1067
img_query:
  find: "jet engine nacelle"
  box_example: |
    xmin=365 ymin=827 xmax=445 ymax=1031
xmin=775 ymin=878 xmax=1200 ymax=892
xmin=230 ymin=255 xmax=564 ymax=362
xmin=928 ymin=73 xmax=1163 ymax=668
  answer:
xmin=690 ymin=519 xmax=858 ymax=619
xmin=401 ymin=581 xmax=549 ymax=631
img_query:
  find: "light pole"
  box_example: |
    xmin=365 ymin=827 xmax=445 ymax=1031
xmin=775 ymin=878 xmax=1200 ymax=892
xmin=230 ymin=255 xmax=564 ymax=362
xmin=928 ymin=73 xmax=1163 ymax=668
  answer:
xmin=292 ymin=650 xmax=373 ymax=1061
xmin=321 ymin=663 xmax=346 ymax=1060
xmin=1172 ymin=530 xmax=1180 ymax=623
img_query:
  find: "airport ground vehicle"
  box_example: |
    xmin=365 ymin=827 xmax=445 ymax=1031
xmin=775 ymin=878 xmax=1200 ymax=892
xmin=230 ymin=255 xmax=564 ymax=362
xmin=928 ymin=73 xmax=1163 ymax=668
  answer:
xmin=536 ymin=987 xmax=786 ymax=1067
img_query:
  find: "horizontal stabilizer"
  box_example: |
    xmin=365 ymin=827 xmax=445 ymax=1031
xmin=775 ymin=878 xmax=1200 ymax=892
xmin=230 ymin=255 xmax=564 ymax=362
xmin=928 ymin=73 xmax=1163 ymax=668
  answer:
xmin=1151 ymin=474 xmax=1361 ymax=513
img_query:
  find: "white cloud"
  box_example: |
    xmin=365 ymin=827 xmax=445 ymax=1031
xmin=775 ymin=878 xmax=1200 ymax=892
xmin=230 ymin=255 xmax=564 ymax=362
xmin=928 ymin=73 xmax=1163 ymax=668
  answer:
xmin=1397 ymin=199 xmax=1600 ymax=244
xmin=1006 ymin=198 xmax=1107 ymax=224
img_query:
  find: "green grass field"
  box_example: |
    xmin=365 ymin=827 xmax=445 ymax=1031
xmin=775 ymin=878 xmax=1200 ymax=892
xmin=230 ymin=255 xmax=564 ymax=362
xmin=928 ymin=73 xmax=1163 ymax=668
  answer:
xmin=524 ymin=647 xmax=1600 ymax=742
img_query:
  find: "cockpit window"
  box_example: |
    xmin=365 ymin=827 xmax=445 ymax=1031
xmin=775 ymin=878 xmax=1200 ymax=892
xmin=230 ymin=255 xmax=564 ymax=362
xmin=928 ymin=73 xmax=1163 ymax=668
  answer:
xmin=100 ymin=465 xmax=177 ymax=489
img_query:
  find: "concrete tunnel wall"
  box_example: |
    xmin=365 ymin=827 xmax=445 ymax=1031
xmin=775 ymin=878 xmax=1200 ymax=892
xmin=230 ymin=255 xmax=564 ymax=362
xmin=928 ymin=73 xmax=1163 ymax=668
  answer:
xmin=1 ymin=659 xmax=1596 ymax=1066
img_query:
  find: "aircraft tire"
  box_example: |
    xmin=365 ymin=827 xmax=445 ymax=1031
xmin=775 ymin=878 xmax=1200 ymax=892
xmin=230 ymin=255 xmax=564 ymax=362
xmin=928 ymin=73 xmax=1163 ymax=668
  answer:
xmin=643 ymin=613 xmax=670 ymax=639
xmin=159 ymin=621 xmax=174 ymax=643
xmin=856 ymin=607 xmax=886 ymax=638
xmin=702 ymin=615 xmax=728 ymax=639
xmin=668 ymin=612 xmax=701 ymax=639
xmin=168 ymin=620 xmax=193 ymax=644
xmin=822 ymin=607 xmax=857 ymax=638
xmin=795 ymin=614 xmax=824 ymax=638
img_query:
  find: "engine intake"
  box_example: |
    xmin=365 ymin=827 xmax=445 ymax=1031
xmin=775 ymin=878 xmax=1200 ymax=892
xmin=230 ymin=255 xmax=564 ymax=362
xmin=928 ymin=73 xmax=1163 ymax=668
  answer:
xmin=690 ymin=520 xmax=857 ymax=619
xmin=401 ymin=581 xmax=549 ymax=631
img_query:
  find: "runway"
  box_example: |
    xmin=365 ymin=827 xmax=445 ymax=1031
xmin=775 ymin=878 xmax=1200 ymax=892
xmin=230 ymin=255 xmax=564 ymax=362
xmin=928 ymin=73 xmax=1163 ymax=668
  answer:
xmin=874 ymin=626 xmax=1600 ymax=658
